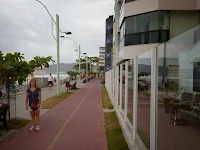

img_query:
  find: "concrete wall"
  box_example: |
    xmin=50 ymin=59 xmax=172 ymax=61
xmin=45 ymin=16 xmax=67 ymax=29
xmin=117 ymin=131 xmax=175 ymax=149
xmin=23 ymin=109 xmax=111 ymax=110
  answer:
xmin=197 ymin=0 xmax=200 ymax=9
xmin=169 ymin=11 xmax=200 ymax=39
xmin=119 ymin=0 xmax=158 ymax=27
xmin=105 ymin=70 xmax=112 ymax=99
xmin=159 ymin=0 xmax=196 ymax=10
xmin=119 ymin=43 xmax=159 ymax=59
xmin=35 ymin=78 xmax=48 ymax=89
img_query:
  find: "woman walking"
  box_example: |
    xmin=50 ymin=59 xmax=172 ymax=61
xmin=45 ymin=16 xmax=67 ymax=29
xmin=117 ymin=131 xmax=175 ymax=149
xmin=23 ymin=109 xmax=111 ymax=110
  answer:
xmin=25 ymin=79 xmax=41 ymax=131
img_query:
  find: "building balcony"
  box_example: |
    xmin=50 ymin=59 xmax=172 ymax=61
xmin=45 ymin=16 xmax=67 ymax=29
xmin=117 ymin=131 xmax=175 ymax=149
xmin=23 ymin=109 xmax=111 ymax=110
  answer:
xmin=125 ymin=0 xmax=135 ymax=3
xmin=119 ymin=0 xmax=198 ymax=27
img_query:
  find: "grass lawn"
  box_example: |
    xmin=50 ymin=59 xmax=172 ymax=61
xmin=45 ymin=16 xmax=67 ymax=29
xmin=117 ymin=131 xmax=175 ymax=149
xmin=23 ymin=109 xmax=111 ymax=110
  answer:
xmin=7 ymin=118 xmax=31 ymax=129
xmin=101 ymin=85 xmax=113 ymax=109
xmin=104 ymin=112 xmax=129 ymax=150
xmin=102 ymin=85 xmax=129 ymax=150
xmin=41 ymin=91 xmax=75 ymax=109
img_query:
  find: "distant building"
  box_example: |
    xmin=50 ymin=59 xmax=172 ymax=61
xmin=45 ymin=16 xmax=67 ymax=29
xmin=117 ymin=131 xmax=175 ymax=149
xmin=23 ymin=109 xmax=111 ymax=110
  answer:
xmin=99 ymin=47 xmax=105 ymax=67
xmin=105 ymin=15 xmax=113 ymax=72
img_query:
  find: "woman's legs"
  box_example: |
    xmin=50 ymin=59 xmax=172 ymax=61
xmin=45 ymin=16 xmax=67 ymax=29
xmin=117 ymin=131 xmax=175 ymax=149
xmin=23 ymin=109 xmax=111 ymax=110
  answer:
xmin=29 ymin=110 xmax=40 ymax=130
xmin=30 ymin=111 xmax=35 ymax=126
xmin=35 ymin=110 xmax=40 ymax=127
xmin=29 ymin=111 xmax=36 ymax=130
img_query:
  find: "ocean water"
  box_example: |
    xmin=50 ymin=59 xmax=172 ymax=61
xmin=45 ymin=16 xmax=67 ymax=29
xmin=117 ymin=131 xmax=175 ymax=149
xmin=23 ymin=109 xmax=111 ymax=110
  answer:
xmin=34 ymin=74 xmax=70 ymax=80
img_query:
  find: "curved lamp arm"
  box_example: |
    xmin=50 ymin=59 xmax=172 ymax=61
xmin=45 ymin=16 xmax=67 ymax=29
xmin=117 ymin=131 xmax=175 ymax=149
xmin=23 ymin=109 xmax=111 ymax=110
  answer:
xmin=35 ymin=0 xmax=70 ymax=34
xmin=60 ymin=36 xmax=79 ymax=50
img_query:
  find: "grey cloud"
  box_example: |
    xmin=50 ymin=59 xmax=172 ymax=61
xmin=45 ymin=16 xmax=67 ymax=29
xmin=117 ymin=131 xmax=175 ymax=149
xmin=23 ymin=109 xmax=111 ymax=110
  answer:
xmin=0 ymin=0 xmax=114 ymax=63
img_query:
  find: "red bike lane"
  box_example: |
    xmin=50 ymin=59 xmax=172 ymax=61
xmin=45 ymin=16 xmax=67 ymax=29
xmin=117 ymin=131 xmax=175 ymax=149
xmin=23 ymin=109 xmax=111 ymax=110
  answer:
xmin=0 ymin=80 xmax=107 ymax=150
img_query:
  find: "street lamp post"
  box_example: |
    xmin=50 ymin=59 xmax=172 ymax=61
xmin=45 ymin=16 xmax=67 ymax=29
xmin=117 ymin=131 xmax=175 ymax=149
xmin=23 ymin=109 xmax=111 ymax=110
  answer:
xmin=78 ymin=45 xmax=81 ymax=82
xmin=35 ymin=0 xmax=71 ymax=96
xmin=76 ymin=45 xmax=81 ymax=88
xmin=56 ymin=14 xmax=60 ymax=96
xmin=60 ymin=36 xmax=82 ymax=88
xmin=86 ymin=57 xmax=88 ymax=82
xmin=83 ymin=53 xmax=88 ymax=82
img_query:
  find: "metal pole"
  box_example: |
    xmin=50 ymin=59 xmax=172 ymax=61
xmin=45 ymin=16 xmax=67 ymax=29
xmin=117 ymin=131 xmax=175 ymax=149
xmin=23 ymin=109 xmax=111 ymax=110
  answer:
xmin=124 ymin=61 xmax=128 ymax=122
xmin=86 ymin=57 xmax=88 ymax=82
xmin=79 ymin=45 xmax=81 ymax=76
xmin=56 ymin=14 xmax=60 ymax=96
xmin=78 ymin=45 xmax=81 ymax=88
xmin=133 ymin=57 xmax=138 ymax=140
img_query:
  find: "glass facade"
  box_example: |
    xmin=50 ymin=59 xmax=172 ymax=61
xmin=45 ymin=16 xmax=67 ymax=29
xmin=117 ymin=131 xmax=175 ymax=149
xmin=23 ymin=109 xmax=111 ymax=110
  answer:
xmin=105 ymin=16 xmax=113 ymax=72
xmin=128 ymin=60 xmax=134 ymax=124
xmin=157 ymin=25 xmax=200 ymax=150
xmin=105 ymin=23 xmax=200 ymax=150
xmin=120 ymin=11 xmax=170 ymax=50
xmin=137 ymin=51 xmax=151 ymax=149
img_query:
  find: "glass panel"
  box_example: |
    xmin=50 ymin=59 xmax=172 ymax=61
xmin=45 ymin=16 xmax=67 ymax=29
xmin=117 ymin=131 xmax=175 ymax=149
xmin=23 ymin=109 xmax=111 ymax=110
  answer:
xmin=106 ymin=38 xmax=113 ymax=45
xmin=125 ymin=11 xmax=169 ymax=34
xmin=157 ymin=25 xmax=200 ymax=150
xmin=125 ymin=33 xmax=141 ymax=46
xmin=137 ymin=50 xmax=151 ymax=149
xmin=124 ymin=30 xmax=169 ymax=46
xmin=128 ymin=59 xmax=134 ymax=124
xmin=125 ymin=17 xmax=136 ymax=34
xmin=159 ymin=11 xmax=169 ymax=30
xmin=106 ymin=24 xmax=113 ymax=30
xmin=118 ymin=65 xmax=121 ymax=107
xmin=122 ymin=62 xmax=125 ymax=113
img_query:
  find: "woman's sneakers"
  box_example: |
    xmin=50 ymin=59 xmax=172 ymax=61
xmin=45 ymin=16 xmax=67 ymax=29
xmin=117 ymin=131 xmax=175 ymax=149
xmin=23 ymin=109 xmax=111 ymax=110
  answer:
xmin=29 ymin=126 xmax=41 ymax=131
xmin=29 ymin=126 xmax=35 ymax=131
xmin=35 ymin=126 xmax=41 ymax=131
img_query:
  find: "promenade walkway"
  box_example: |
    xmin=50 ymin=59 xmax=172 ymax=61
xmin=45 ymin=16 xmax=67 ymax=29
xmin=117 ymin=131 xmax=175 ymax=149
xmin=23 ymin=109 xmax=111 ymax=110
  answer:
xmin=0 ymin=79 xmax=107 ymax=150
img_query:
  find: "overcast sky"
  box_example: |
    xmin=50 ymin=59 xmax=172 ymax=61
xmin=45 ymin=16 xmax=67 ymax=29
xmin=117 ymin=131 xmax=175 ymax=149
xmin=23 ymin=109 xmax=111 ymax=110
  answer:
xmin=0 ymin=0 xmax=114 ymax=63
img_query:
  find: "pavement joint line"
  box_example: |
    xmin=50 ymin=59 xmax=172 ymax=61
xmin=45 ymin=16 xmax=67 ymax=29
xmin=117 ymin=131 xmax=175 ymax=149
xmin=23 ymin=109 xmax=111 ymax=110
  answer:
xmin=47 ymin=82 xmax=96 ymax=150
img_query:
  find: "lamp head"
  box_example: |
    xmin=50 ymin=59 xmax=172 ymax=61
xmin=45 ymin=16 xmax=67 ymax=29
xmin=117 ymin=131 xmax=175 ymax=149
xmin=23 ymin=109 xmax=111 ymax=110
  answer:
xmin=65 ymin=32 xmax=72 ymax=35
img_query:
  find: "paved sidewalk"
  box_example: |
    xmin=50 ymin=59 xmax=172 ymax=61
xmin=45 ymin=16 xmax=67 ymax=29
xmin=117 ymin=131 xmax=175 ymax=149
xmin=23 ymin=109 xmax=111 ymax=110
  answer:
xmin=16 ymin=84 xmax=67 ymax=119
xmin=0 ymin=79 xmax=107 ymax=150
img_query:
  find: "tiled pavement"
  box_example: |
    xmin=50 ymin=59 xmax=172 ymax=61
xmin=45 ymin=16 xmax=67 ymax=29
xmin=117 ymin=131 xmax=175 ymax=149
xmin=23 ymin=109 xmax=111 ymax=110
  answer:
xmin=0 ymin=79 xmax=107 ymax=150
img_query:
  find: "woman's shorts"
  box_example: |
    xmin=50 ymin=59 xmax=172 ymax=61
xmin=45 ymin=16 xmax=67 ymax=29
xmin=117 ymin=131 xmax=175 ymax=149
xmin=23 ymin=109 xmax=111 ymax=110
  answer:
xmin=48 ymin=81 xmax=53 ymax=85
xmin=28 ymin=106 xmax=41 ymax=111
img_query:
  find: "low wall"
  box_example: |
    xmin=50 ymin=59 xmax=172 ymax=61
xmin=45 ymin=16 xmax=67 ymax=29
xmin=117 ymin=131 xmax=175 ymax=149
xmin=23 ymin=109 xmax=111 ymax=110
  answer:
xmin=34 ymin=78 xmax=48 ymax=89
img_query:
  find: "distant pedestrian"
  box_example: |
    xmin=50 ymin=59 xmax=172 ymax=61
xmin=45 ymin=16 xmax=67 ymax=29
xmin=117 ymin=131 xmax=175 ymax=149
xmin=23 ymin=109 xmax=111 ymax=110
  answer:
xmin=65 ymin=77 xmax=70 ymax=92
xmin=48 ymin=73 xmax=53 ymax=89
xmin=25 ymin=78 xmax=41 ymax=131
xmin=53 ymin=77 xmax=57 ymax=85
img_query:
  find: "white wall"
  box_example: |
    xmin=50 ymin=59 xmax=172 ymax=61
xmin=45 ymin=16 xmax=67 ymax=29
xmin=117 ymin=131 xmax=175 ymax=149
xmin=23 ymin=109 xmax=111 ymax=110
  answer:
xmin=159 ymin=0 xmax=197 ymax=10
xmin=105 ymin=70 xmax=113 ymax=99
xmin=170 ymin=11 xmax=200 ymax=39
xmin=119 ymin=43 xmax=159 ymax=59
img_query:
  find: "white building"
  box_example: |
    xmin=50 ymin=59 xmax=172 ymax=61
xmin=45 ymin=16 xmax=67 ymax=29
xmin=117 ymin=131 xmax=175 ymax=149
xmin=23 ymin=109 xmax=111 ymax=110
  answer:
xmin=99 ymin=47 xmax=105 ymax=67
xmin=105 ymin=0 xmax=200 ymax=150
